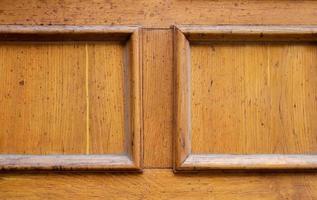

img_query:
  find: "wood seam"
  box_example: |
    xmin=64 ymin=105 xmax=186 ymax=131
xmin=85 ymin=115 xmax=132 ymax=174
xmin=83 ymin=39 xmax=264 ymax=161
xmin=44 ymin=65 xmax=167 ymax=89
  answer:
xmin=85 ymin=43 xmax=90 ymax=155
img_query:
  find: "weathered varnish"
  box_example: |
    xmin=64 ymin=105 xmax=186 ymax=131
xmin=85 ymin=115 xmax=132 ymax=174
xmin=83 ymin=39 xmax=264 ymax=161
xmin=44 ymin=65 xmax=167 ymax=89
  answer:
xmin=1 ymin=1 xmax=317 ymax=199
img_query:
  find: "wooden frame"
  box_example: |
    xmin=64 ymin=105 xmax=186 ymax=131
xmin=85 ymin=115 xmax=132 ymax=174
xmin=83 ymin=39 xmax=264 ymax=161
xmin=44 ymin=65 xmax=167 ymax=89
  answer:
xmin=0 ymin=25 xmax=142 ymax=171
xmin=174 ymin=25 xmax=317 ymax=171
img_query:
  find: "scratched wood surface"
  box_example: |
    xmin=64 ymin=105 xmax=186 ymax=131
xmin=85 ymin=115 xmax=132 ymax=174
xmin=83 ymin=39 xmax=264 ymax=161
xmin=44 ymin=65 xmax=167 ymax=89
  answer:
xmin=1 ymin=0 xmax=317 ymax=199
xmin=1 ymin=0 xmax=317 ymax=27
xmin=0 ymin=42 xmax=87 ymax=154
xmin=0 ymin=41 xmax=127 ymax=154
xmin=143 ymin=29 xmax=173 ymax=168
xmin=88 ymin=42 xmax=126 ymax=154
xmin=191 ymin=42 xmax=317 ymax=154
xmin=1 ymin=170 xmax=317 ymax=200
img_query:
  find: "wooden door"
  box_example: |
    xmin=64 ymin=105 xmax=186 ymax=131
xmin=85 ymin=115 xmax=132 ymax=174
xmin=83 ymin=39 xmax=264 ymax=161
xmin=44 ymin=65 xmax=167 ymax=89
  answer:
xmin=1 ymin=1 xmax=317 ymax=199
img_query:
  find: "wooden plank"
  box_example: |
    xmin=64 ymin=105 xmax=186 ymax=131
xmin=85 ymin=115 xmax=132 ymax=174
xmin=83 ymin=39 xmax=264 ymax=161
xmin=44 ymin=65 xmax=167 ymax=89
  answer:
xmin=1 ymin=1 xmax=317 ymax=28
xmin=0 ymin=42 xmax=87 ymax=154
xmin=143 ymin=29 xmax=173 ymax=168
xmin=1 ymin=169 xmax=317 ymax=199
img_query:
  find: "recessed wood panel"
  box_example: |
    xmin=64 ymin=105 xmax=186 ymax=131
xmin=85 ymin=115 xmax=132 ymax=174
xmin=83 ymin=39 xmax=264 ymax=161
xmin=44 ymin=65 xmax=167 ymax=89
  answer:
xmin=0 ymin=25 xmax=142 ymax=171
xmin=0 ymin=41 xmax=127 ymax=155
xmin=191 ymin=42 xmax=317 ymax=154
xmin=175 ymin=25 xmax=317 ymax=171
xmin=88 ymin=42 xmax=126 ymax=154
xmin=0 ymin=42 xmax=87 ymax=154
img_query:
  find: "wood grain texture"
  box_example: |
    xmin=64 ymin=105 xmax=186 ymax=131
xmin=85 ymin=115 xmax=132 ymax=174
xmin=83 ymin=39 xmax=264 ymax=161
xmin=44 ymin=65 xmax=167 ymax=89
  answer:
xmin=0 ymin=25 xmax=138 ymax=34
xmin=174 ymin=28 xmax=191 ymax=168
xmin=88 ymin=42 xmax=126 ymax=154
xmin=182 ymin=155 xmax=317 ymax=171
xmin=174 ymin=25 xmax=317 ymax=171
xmin=178 ymin=25 xmax=317 ymax=41
xmin=0 ymin=26 xmax=142 ymax=171
xmin=129 ymin=28 xmax=142 ymax=169
xmin=0 ymin=42 xmax=87 ymax=154
xmin=1 ymin=169 xmax=317 ymax=199
xmin=0 ymin=155 xmax=135 ymax=171
xmin=3 ymin=0 xmax=317 ymax=198
xmin=191 ymin=42 xmax=317 ymax=154
xmin=143 ymin=29 xmax=173 ymax=168
xmin=0 ymin=25 xmax=138 ymax=41
xmin=1 ymin=1 xmax=317 ymax=28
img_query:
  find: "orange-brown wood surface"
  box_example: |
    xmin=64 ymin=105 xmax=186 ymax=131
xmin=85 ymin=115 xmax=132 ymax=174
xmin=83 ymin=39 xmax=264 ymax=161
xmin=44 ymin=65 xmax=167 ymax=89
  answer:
xmin=1 ymin=0 xmax=317 ymax=199
xmin=174 ymin=26 xmax=317 ymax=171
xmin=143 ymin=29 xmax=173 ymax=168
xmin=1 ymin=0 xmax=317 ymax=27
xmin=0 ymin=26 xmax=142 ymax=170
xmin=1 ymin=170 xmax=317 ymax=199
xmin=88 ymin=42 xmax=126 ymax=154
xmin=191 ymin=42 xmax=317 ymax=154
xmin=0 ymin=41 xmax=129 ymax=155
xmin=0 ymin=42 xmax=87 ymax=154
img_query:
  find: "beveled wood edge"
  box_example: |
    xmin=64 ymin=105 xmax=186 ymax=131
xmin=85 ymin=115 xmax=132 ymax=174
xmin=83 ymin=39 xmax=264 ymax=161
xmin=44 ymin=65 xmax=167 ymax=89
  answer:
xmin=0 ymin=25 xmax=141 ymax=41
xmin=173 ymin=27 xmax=192 ymax=170
xmin=0 ymin=26 xmax=143 ymax=172
xmin=176 ymin=154 xmax=317 ymax=171
xmin=0 ymin=25 xmax=140 ymax=33
xmin=173 ymin=25 xmax=317 ymax=172
xmin=129 ymin=28 xmax=143 ymax=169
xmin=175 ymin=25 xmax=317 ymax=42
xmin=0 ymin=155 xmax=141 ymax=171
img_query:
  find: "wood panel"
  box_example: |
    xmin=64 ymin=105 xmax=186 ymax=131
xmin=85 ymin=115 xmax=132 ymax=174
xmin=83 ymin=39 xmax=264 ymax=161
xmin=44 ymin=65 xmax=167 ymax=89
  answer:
xmin=2 ymin=0 xmax=317 ymax=198
xmin=0 ymin=42 xmax=87 ymax=154
xmin=174 ymin=25 xmax=317 ymax=171
xmin=1 ymin=170 xmax=317 ymax=199
xmin=1 ymin=1 xmax=317 ymax=28
xmin=191 ymin=42 xmax=317 ymax=154
xmin=143 ymin=29 xmax=173 ymax=168
xmin=88 ymin=42 xmax=126 ymax=154
xmin=0 ymin=25 xmax=142 ymax=171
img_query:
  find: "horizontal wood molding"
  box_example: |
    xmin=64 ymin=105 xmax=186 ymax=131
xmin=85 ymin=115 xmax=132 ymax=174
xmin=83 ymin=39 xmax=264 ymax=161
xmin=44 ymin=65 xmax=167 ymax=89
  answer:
xmin=182 ymin=154 xmax=317 ymax=171
xmin=0 ymin=25 xmax=142 ymax=171
xmin=0 ymin=25 xmax=139 ymax=41
xmin=0 ymin=155 xmax=136 ymax=171
xmin=174 ymin=25 xmax=317 ymax=172
xmin=177 ymin=25 xmax=317 ymax=41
